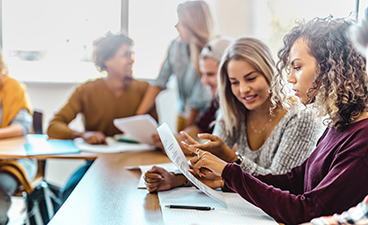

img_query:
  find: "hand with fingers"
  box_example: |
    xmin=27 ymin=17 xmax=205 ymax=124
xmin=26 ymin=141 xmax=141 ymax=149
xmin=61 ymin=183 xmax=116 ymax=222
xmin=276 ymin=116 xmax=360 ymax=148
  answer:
xmin=82 ymin=131 xmax=108 ymax=145
xmin=180 ymin=131 xmax=236 ymax=162
xmin=181 ymin=141 xmax=227 ymax=178
xmin=144 ymin=166 xmax=187 ymax=193
xmin=188 ymin=164 xmax=224 ymax=189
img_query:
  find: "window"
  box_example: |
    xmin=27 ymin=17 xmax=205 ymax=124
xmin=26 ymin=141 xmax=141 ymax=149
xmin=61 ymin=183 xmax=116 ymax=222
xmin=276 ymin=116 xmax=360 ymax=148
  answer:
xmin=2 ymin=0 xmax=121 ymax=83
xmin=253 ymin=0 xmax=362 ymax=59
xmin=128 ymin=0 xmax=184 ymax=80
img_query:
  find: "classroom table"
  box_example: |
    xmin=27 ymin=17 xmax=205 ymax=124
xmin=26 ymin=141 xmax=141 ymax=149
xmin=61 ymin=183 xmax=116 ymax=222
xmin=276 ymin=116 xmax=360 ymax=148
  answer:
xmin=48 ymin=150 xmax=284 ymax=225
xmin=0 ymin=135 xmax=98 ymax=160
xmin=48 ymin=150 xmax=172 ymax=225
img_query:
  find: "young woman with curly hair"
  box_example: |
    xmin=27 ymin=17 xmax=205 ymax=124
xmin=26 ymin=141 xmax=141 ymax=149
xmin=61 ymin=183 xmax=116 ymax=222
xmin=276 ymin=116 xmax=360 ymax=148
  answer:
xmin=182 ymin=17 xmax=368 ymax=225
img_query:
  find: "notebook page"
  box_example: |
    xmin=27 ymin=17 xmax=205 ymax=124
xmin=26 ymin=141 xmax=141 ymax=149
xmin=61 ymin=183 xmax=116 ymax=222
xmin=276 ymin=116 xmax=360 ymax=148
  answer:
xmin=159 ymin=187 xmax=277 ymax=225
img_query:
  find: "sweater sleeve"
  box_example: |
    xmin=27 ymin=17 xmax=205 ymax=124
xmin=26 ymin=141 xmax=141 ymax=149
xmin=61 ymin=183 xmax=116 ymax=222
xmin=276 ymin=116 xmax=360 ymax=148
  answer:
xmin=212 ymin=118 xmax=237 ymax=149
xmin=9 ymin=109 xmax=33 ymax=135
xmin=241 ymin=109 xmax=322 ymax=175
xmin=47 ymin=86 xmax=83 ymax=139
xmin=222 ymin=151 xmax=368 ymax=224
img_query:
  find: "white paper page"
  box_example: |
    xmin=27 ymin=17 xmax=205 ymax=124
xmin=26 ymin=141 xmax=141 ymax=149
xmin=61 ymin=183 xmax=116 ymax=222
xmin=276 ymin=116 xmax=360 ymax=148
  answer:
xmin=159 ymin=187 xmax=277 ymax=225
xmin=135 ymin=162 xmax=179 ymax=189
xmin=113 ymin=114 xmax=158 ymax=145
xmin=74 ymin=137 xmax=154 ymax=153
xmin=157 ymin=123 xmax=227 ymax=206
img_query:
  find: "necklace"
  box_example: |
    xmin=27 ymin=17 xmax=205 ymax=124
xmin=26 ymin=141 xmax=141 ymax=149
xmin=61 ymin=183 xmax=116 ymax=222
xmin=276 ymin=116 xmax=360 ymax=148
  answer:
xmin=249 ymin=116 xmax=273 ymax=134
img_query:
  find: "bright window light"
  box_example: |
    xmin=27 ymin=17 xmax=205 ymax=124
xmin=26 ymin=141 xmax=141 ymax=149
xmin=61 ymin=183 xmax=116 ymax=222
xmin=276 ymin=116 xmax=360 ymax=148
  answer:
xmin=2 ymin=0 xmax=121 ymax=83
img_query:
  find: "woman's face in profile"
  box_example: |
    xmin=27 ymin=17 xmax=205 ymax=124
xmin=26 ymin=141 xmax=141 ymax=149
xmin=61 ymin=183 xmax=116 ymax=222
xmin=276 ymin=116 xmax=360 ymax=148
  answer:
xmin=175 ymin=19 xmax=191 ymax=42
xmin=287 ymin=38 xmax=318 ymax=105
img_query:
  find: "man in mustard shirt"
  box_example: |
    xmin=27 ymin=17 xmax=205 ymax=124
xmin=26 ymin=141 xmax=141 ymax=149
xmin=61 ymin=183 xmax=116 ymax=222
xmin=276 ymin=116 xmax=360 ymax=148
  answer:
xmin=47 ymin=33 xmax=158 ymax=202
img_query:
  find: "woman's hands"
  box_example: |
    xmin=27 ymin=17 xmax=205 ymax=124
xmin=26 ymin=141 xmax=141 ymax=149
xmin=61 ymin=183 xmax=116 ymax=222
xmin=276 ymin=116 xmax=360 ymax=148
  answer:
xmin=181 ymin=141 xmax=227 ymax=178
xmin=180 ymin=131 xmax=236 ymax=162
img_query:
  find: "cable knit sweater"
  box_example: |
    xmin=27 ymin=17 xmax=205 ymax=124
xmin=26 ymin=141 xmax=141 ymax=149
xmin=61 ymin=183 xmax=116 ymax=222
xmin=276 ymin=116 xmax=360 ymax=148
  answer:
xmin=213 ymin=104 xmax=323 ymax=175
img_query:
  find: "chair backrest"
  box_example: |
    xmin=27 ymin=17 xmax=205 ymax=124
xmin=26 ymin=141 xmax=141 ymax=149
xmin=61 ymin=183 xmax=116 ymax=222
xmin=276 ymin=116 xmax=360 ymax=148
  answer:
xmin=32 ymin=111 xmax=43 ymax=134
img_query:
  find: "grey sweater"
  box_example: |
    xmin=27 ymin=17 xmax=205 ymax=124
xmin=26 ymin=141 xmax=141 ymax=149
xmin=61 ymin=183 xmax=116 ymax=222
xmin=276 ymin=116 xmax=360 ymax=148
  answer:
xmin=213 ymin=104 xmax=324 ymax=176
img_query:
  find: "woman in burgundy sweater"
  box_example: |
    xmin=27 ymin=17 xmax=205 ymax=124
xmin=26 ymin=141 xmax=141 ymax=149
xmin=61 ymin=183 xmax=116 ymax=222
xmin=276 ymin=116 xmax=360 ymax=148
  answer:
xmin=182 ymin=17 xmax=368 ymax=225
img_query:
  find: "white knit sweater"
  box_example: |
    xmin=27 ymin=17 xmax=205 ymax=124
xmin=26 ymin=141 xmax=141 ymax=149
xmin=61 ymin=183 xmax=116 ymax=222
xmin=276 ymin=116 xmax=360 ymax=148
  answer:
xmin=213 ymin=104 xmax=324 ymax=176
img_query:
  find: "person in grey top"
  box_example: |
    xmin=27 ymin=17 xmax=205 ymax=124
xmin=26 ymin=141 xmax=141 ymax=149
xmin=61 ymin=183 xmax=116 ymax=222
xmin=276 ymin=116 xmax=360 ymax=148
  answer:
xmin=136 ymin=1 xmax=215 ymax=132
xmin=144 ymin=38 xmax=323 ymax=192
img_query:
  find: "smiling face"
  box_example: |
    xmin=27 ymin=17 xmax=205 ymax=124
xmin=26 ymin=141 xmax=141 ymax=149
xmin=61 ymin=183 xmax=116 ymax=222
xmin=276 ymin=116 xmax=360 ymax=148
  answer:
xmin=104 ymin=44 xmax=134 ymax=82
xmin=287 ymin=38 xmax=318 ymax=104
xmin=199 ymin=57 xmax=219 ymax=96
xmin=227 ymin=59 xmax=271 ymax=111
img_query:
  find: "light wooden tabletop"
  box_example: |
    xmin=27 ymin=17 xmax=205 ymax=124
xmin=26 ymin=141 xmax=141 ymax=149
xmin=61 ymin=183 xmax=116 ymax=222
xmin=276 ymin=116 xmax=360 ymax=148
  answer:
xmin=49 ymin=150 xmax=173 ymax=225
xmin=0 ymin=136 xmax=98 ymax=160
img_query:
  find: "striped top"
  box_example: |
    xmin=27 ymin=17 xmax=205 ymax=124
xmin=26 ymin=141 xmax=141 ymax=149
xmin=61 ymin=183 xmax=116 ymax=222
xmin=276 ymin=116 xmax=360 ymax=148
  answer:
xmin=213 ymin=104 xmax=324 ymax=175
xmin=311 ymin=195 xmax=368 ymax=224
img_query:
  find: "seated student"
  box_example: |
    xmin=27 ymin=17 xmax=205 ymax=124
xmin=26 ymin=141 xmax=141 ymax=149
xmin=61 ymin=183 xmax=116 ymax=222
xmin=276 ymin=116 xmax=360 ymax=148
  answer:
xmin=47 ymin=33 xmax=158 ymax=202
xmin=304 ymin=9 xmax=368 ymax=225
xmin=182 ymin=17 xmax=368 ymax=225
xmin=0 ymin=48 xmax=36 ymax=225
xmin=144 ymin=37 xmax=322 ymax=192
xmin=152 ymin=36 xmax=233 ymax=154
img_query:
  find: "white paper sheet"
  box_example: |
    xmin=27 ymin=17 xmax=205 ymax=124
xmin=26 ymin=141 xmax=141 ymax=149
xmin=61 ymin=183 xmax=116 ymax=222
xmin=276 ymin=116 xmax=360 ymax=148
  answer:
xmin=113 ymin=114 xmax=158 ymax=145
xmin=135 ymin=162 xmax=179 ymax=189
xmin=159 ymin=187 xmax=277 ymax=225
xmin=157 ymin=123 xmax=227 ymax=206
xmin=74 ymin=137 xmax=154 ymax=153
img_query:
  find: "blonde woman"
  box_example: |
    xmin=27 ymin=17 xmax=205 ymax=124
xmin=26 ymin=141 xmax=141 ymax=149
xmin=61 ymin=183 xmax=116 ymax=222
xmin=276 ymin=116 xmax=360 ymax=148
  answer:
xmin=185 ymin=17 xmax=368 ymax=225
xmin=0 ymin=48 xmax=36 ymax=225
xmin=145 ymin=38 xmax=322 ymax=192
xmin=136 ymin=0 xmax=215 ymax=132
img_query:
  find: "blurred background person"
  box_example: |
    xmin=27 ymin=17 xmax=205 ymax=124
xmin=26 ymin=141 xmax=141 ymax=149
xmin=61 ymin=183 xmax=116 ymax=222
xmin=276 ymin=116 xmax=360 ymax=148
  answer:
xmin=0 ymin=47 xmax=36 ymax=225
xmin=136 ymin=0 xmax=215 ymax=132
xmin=47 ymin=33 xmax=158 ymax=203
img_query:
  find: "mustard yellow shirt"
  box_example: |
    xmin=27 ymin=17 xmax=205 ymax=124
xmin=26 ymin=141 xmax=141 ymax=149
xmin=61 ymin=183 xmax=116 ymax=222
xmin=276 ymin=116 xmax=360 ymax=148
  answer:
xmin=47 ymin=78 xmax=158 ymax=139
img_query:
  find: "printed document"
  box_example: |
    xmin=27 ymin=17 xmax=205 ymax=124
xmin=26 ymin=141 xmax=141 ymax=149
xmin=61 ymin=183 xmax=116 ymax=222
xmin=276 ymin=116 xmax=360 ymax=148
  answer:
xmin=157 ymin=123 xmax=226 ymax=206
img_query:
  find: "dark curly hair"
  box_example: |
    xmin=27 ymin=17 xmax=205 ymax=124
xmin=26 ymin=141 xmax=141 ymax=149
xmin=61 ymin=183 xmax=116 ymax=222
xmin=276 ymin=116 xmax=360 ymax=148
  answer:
xmin=274 ymin=16 xmax=368 ymax=131
xmin=93 ymin=33 xmax=133 ymax=72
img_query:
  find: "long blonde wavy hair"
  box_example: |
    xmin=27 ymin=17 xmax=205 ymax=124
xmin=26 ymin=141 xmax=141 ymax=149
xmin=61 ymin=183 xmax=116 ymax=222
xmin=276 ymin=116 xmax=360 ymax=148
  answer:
xmin=275 ymin=16 xmax=368 ymax=131
xmin=177 ymin=0 xmax=215 ymax=76
xmin=218 ymin=37 xmax=284 ymax=137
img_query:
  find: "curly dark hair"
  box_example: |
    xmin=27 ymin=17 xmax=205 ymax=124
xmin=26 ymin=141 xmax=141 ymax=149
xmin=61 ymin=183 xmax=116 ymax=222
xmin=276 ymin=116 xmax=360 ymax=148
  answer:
xmin=275 ymin=16 xmax=368 ymax=131
xmin=93 ymin=33 xmax=133 ymax=72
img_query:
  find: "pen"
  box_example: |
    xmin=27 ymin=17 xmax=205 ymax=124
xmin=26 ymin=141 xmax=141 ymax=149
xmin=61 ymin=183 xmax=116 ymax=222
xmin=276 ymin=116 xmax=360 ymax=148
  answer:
xmin=165 ymin=205 xmax=215 ymax=211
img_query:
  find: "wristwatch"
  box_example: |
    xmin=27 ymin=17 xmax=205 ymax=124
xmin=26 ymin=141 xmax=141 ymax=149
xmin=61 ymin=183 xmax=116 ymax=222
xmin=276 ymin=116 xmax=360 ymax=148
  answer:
xmin=233 ymin=152 xmax=243 ymax=165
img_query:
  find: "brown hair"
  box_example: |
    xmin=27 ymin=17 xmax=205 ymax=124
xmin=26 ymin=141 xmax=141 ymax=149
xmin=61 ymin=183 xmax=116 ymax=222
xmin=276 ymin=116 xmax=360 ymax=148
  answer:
xmin=276 ymin=16 xmax=368 ymax=131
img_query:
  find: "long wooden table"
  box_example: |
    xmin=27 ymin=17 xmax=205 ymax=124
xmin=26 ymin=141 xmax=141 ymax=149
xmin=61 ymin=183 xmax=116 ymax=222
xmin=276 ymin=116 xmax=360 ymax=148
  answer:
xmin=48 ymin=150 xmax=173 ymax=225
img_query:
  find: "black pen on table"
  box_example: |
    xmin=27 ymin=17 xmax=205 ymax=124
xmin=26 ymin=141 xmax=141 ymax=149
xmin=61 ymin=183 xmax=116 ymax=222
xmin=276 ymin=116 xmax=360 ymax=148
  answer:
xmin=165 ymin=205 xmax=215 ymax=211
